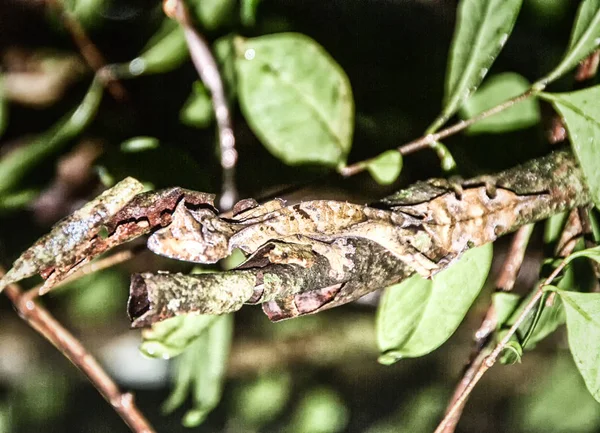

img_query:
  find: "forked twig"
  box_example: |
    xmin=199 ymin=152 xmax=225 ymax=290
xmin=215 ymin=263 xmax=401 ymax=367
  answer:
xmin=339 ymin=89 xmax=536 ymax=177
xmin=434 ymin=258 xmax=569 ymax=433
xmin=439 ymin=224 xmax=534 ymax=433
xmin=1 ymin=267 xmax=156 ymax=433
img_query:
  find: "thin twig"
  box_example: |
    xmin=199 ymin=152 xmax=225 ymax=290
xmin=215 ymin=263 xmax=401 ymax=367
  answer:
xmin=164 ymin=0 xmax=238 ymax=210
xmin=47 ymin=0 xmax=128 ymax=101
xmin=339 ymin=89 xmax=536 ymax=177
xmin=433 ymin=258 xmax=570 ymax=433
xmin=1 ymin=267 xmax=155 ymax=433
xmin=439 ymin=224 xmax=534 ymax=433
xmin=496 ymin=224 xmax=536 ymax=292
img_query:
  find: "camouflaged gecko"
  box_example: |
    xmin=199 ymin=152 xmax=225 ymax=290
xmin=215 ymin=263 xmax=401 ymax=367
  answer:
xmin=146 ymin=150 xmax=587 ymax=281
xmin=0 ymin=151 xmax=592 ymax=325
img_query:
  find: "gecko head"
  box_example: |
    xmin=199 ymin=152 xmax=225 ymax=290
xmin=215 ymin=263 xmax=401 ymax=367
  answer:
xmin=147 ymin=203 xmax=232 ymax=264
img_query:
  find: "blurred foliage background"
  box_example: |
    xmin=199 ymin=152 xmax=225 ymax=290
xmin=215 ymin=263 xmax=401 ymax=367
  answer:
xmin=1 ymin=0 xmax=599 ymax=432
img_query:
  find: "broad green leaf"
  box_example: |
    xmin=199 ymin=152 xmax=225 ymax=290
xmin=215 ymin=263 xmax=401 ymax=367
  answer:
xmin=429 ymin=0 xmax=523 ymax=132
xmin=0 ymin=76 xmax=103 ymax=196
xmin=518 ymin=354 xmax=600 ymax=433
xmin=190 ymin=0 xmax=236 ymax=31
xmin=180 ymin=81 xmax=213 ymax=128
xmin=541 ymin=86 xmax=600 ymax=208
xmin=120 ymin=19 xmax=188 ymax=76
xmin=162 ymin=314 xmax=233 ymax=426
xmin=377 ymin=244 xmax=493 ymax=363
xmin=287 ymin=387 xmax=349 ymax=433
xmin=535 ymin=0 xmax=600 ymax=89
xmin=558 ymin=291 xmax=600 ymax=402
xmin=235 ymin=33 xmax=354 ymax=166
xmin=460 ymin=73 xmax=540 ymax=134
xmin=366 ymin=150 xmax=402 ymax=185
xmin=120 ymin=136 xmax=159 ymax=153
xmin=140 ymin=314 xmax=218 ymax=359
xmin=233 ymin=372 xmax=292 ymax=428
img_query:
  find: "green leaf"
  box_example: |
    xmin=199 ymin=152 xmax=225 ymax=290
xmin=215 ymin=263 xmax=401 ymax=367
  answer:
xmin=120 ymin=136 xmax=159 ymax=153
xmin=0 ymin=189 xmax=38 ymax=213
xmin=233 ymin=372 xmax=292 ymax=427
xmin=558 ymin=290 xmax=600 ymax=402
xmin=63 ymin=270 xmax=127 ymax=324
xmin=366 ymin=150 xmax=402 ymax=185
xmin=432 ymin=141 xmax=457 ymax=172
xmin=140 ymin=314 xmax=219 ymax=359
xmin=541 ymin=86 xmax=600 ymax=208
xmin=460 ymin=73 xmax=540 ymax=134
xmin=0 ymin=76 xmax=103 ymax=196
xmin=429 ymin=0 xmax=523 ymax=132
xmin=535 ymin=0 xmax=600 ymax=89
xmin=60 ymin=0 xmax=107 ymax=30
xmin=565 ymin=245 xmax=600 ymax=264
xmin=241 ymin=0 xmax=261 ymax=27
xmin=162 ymin=314 xmax=233 ymax=426
xmin=235 ymin=33 xmax=354 ymax=166
xmin=180 ymin=81 xmax=213 ymax=128
xmin=287 ymin=387 xmax=349 ymax=433
xmin=544 ymin=211 xmax=568 ymax=245
xmin=122 ymin=19 xmax=188 ymax=76
xmin=493 ymin=292 xmax=521 ymax=327
xmin=376 ymin=244 xmax=493 ymax=362
xmin=190 ymin=0 xmax=236 ymax=31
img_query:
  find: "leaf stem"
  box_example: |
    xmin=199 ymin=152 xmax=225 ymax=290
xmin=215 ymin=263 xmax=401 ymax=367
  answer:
xmin=339 ymin=88 xmax=537 ymax=177
xmin=164 ymin=0 xmax=238 ymax=210
xmin=1 ymin=267 xmax=156 ymax=433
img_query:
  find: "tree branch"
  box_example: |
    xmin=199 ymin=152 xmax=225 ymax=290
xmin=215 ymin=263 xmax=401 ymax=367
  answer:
xmin=1 ymin=267 xmax=155 ymax=433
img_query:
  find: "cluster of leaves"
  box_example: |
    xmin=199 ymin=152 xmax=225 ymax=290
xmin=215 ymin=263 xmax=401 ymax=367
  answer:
xmin=375 ymin=0 xmax=600 ymax=410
